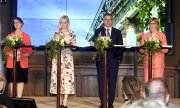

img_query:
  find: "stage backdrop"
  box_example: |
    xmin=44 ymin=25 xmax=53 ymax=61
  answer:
xmin=17 ymin=0 xmax=102 ymax=46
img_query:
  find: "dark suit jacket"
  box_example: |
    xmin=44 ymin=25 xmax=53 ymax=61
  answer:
xmin=93 ymin=27 xmax=123 ymax=62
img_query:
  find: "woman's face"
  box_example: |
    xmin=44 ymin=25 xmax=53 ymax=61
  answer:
xmin=149 ymin=21 xmax=158 ymax=32
xmin=60 ymin=19 xmax=68 ymax=29
xmin=13 ymin=19 xmax=23 ymax=30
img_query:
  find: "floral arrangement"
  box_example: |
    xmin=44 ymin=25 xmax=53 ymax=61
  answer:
xmin=2 ymin=35 xmax=22 ymax=48
xmin=2 ymin=35 xmax=22 ymax=62
xmin=143 ymin=36 xmax=161 ymax=54
xmin=46 ymin=33 xmax=66 ymax=60
xmin=94 ymin=36 xmax=112 ymax=55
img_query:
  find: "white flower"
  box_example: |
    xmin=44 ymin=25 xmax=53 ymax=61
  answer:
xmin=8 ymin=36 xmax=14 ymax=41
xmin=52 ymin=34 xmax=63 ymax=42
xmin=144 ymin=35 xmax=161 ymax=54
xmin=64 ymin=37 xmax=71 ymax=44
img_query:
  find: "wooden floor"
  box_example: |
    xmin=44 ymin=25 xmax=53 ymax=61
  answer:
xmin=24 ymin=96 xmax=180 ymax=108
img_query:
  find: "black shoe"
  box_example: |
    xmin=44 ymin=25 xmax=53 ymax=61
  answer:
xmin=108 ymin=104 xmax=114 ymax=108
xmin=63 ymin=106 xmax=67 ymax=108
xmin=99 ymin=105 xmax=103 ymax=108
xmin=60 ymin=105 xmax=64 ymax=108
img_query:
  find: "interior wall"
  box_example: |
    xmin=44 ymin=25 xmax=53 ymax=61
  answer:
xmin=1 ymin=0 xmax=17 ymax=39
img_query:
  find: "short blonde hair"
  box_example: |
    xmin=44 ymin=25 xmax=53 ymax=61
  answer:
xmin=148 ymin=17 xmax=160 ymax=30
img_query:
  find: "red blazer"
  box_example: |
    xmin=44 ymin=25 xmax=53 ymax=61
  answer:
xmin=5 ymin=32 xmax=32 ymax=68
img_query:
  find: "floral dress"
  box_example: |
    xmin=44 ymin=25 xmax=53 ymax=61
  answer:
xmin=50 ymin=30 xmax=76 ymax=94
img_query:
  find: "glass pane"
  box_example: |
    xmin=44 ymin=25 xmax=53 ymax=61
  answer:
xmin=67 ymin=0 xmax=102 ymax=19
xmin=18 ymin=0 xmax=67 ymax=19
xmin=21 ymin=18 xmax=58 ymax=45
xmin=70 ymin=19 xmax=94 ymax=46
xmin=17 ymin=0 xmax=102 ymax=46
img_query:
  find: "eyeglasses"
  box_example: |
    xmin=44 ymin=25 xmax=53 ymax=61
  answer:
xmin=149 ymin=22 xmax=156 ymax=25
xmin=14 ymin=21 xmax=21 ymax=24
xmin=104 ymin=19 xmax=112 ymax=21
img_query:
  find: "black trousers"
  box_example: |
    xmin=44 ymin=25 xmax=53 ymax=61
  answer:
xmin=96 ymin=58 xmax=119 ymax=105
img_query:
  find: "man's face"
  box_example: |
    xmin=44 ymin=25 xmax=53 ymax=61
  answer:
xmin=103 ymin=15 xmax=113 ymax=28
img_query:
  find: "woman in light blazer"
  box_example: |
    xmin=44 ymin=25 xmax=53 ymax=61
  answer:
xmin=140 ymin=17 xmax=168 ymax=83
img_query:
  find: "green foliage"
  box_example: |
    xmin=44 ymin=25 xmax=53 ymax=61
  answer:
xmin=94 ymin=36 xmax=112 ymax=55
xmin=92 ymin=36 xmax=112 ymax=61
xmin=2 ymin=35 xmax=22 ymax=63
xmin=46 ymin=34 xmax=66 ymax=61
xmin=134 ymin=0 xmax=166 ymax=32
xmin=143 ymin=36 xmax=161 ymax=54
xmin=2 ymin=35 xmax=22 ymax=48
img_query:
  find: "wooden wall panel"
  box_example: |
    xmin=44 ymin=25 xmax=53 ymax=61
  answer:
xmin=82 ymin=76 xmax=98 ymax=97
xmin=22 ymin=63 xmax=179 ymax=98
xmin=1 ymin=0 xmax=180 ymax=99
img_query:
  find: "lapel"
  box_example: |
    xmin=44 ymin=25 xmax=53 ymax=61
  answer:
xmin=102 ymin=27 xmax=114 ymax=36
xmin=101 ymin=27 xmax=116 ymax=44
xmin=111 ymin=27 xmax=116 ymax=43
xmin=111 ymin=27 xmax=114 ymax=38
xmin=101 ymin=27 xmax=106 ymax=36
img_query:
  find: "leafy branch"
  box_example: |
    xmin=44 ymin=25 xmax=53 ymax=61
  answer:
xmin=134 ymin=0 xmax=166 ymax=32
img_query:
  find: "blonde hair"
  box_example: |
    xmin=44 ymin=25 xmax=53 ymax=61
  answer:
xmin=0 ymin=73 xmax=6 ymax=82
xmin=0 ymin=104 xmax=7 ymax=108
xmin=122 ymin=76 xmax=143 ymax=103
xmin=148 ymin=17 xmax=160 ymax=30
xmin=59 ymin=15 xmax=70 ymax=30
xmin=0 ymin=73 xmax=6 ymax=94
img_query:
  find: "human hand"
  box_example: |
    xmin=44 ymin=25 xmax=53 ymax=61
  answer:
xmin=17 ymin=50 xmax=21 ymax=61
xmin=70 ymin=39 xmax=76 ymax=46
xmin=8 ymin=53 xmax=13 ymax=58
xmin=98 ymin=32 xmax=102 ymax=38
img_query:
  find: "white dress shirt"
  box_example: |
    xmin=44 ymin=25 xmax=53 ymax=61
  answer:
xmin=104 ymin=26 xmax=112 ymax=36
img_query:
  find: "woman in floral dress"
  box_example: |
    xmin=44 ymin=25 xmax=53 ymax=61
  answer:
xmin=50 ymin=15 xmax=76 ymax=108
xmin=140 ymin=17 xmax=168 ymax=83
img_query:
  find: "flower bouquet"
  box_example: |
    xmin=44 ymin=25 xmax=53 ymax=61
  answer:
xmin=94 ymin=36 xmax=112 ymax=55
xmin=46 ymin=33 xmax=66 ymax=60
xmin=2 ymin=35 xmax=22 ymax=62
xmin=143 ymin=36 xmax=161 ymax=54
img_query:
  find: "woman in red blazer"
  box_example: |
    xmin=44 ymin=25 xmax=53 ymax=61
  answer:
xmin=5 ymin=17 xmax=32 ymax=97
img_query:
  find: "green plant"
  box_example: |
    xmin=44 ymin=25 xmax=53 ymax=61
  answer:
xmin=134 ymin=0 xmax=166 ymax=32
xmin=2 ymin=35 xmax=22 ymax=62
xmin=46 ymin=34 xmax=66 ymax=61
xmin=94 ymin=36 xmax=112 ymax=55
xmin=143 ymin=36 xmax=161 ymax=54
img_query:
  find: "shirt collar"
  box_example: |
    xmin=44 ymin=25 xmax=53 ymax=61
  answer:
xmin=104 ymin=26 xmax=112 ymax=30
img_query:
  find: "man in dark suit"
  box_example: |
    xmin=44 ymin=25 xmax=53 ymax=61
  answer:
xmin=92 ymin=13 xmax=123 ymax=108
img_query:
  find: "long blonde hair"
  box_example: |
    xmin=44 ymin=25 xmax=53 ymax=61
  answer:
xmin=0 ymin=72 xmax=6 ymax=94
xmin=59 ymin=15 xmax=70 ymax=30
